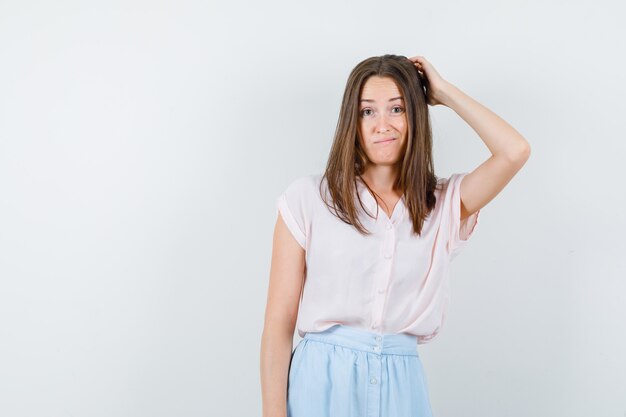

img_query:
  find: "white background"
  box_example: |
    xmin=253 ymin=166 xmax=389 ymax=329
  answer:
xmin=1 ymin=1 xmax=625 ymax=416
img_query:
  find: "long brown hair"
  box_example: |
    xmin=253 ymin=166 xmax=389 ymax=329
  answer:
xmin=320 ymin=54 xmax=439 ymax=237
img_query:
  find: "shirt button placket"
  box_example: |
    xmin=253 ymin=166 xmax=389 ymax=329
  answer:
xmin=383 ymin=222 xmax=395 ymax=261
xmin=371 ymin=222 xmax=395 ymax=332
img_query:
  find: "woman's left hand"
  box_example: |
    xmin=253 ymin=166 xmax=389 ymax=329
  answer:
xmin=407 ymin=56 xmax=451 ymax=106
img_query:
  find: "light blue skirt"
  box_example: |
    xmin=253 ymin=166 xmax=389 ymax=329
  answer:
xmin=287 ymin=324 xmax=434 ymax=417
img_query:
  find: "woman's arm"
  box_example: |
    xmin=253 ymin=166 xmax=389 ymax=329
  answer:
xmin=437 ymin=82 xmax=530 ymax=161
xmin=409 ymin=55 xmax=530 ymax=160
xmin=260 ymin=214 xmax=306 ymax=417
xmin=409 ymin=55 xmax=531 ymax=220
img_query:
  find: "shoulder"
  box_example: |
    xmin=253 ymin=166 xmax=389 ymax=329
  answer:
xmin=432 ymin=173 xmax=468 ymax=212
xmin=436 ymin=173 xmax=466 ymax=193
xmin=278 ymin=173 xmax=324 ymax=206
xmin=282 ymin=173 xmax=320 ymax=193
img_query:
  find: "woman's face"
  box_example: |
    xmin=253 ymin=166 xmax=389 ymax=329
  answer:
xmin=358 ymin=76 xmax=407 ymax=167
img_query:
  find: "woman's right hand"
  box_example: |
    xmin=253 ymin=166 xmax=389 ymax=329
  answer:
xmin=407 ymin=55 xmax=451 ymax=106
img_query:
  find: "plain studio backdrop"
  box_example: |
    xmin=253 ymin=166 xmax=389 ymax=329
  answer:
xmin=0 ymin=1 xmax=625 ymax=416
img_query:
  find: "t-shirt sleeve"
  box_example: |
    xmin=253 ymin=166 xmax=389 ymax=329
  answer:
xmin=443 ymin=172 xmax=480 ymax=261
xmin=275 ymin=176 xmax=312 ymax=250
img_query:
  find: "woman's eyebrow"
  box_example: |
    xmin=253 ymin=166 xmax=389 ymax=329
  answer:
xmin=359 ymin=96 xmax=403 ymax=103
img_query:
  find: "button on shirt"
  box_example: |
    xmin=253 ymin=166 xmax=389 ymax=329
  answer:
xmin=275 ymin=172 xmax=480 ymax=344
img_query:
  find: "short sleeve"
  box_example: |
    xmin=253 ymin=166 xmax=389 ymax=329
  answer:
xmin=444 ymin=172 xmax=480 ymax=261
xmin=275 ymin=176 xmax=312 ymax=250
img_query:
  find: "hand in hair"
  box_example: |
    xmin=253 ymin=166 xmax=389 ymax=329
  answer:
xmin=407 ymin=55 xmax=450 ymax=107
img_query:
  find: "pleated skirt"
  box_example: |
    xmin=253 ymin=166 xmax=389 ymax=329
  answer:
xmin=286 ymin=324 xmax=434 ymax=417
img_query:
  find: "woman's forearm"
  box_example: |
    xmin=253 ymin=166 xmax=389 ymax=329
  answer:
xmin=439 ymin=81 xmax=530 ymax=162
xmin=260 ymin=326 xmax=294 ymax=417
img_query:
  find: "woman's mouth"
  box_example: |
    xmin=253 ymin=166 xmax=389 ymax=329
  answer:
xmin=375 ymin=138 xmax=396 ymax=144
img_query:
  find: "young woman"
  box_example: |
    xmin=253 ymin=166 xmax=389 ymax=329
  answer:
xmin=260 ymin=54 xmax=530 ymax=417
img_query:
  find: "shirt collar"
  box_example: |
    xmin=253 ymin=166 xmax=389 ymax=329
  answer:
xmin=355 ymin=176 xmax=405 ymax=223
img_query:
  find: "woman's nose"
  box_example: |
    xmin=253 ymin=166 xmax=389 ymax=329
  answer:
xmin=376 ymin=115 xmax=391 ymax=133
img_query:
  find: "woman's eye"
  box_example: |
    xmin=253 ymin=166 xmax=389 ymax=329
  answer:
xmin=360 ymin=107 xmax=403 ymax=117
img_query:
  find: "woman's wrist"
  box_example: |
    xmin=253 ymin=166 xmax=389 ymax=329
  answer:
xmin=434 ymin=80 xmax=460 ymax=108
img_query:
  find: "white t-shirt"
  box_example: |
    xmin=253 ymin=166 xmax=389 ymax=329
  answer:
xmin=275 ymin=172 xmax=480 ymax=344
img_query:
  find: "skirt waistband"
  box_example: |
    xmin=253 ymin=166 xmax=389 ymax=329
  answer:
xmin=303 ymin=324 xmax=419 ymax=356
